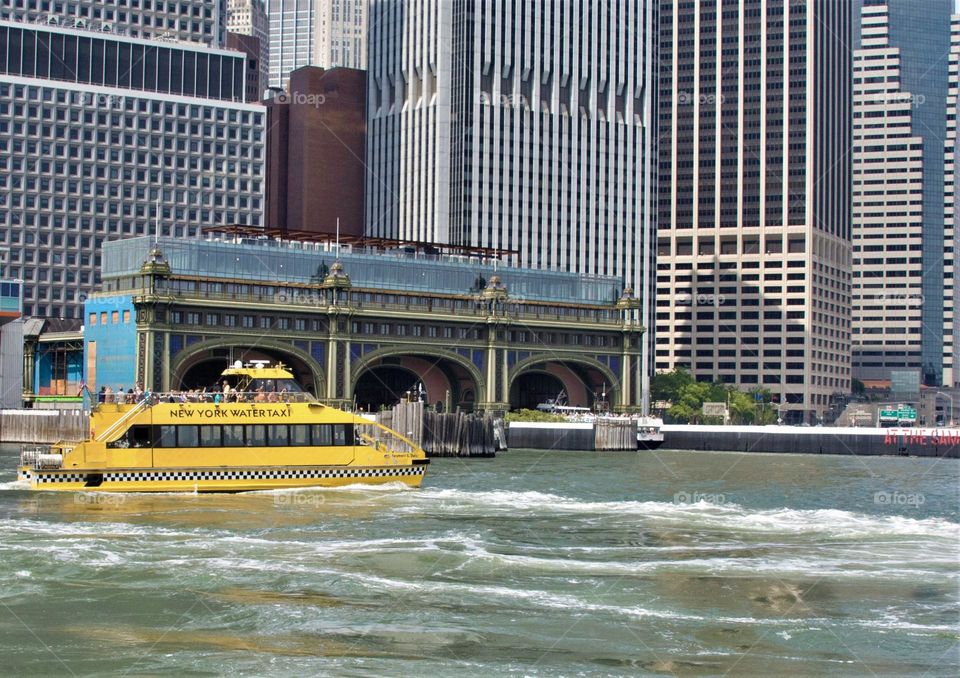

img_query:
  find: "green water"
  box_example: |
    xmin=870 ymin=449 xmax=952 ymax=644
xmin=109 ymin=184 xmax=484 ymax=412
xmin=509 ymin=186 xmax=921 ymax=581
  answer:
xmin=1 ymin=446 xmax=958 ymax=676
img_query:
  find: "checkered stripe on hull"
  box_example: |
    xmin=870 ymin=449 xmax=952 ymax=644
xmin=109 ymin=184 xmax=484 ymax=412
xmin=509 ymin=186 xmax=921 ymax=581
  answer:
xmin=32 ymin=466 xmax=426 ymax=485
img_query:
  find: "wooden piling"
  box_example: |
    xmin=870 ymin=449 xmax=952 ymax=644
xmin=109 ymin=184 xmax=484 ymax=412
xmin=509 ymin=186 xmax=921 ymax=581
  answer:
xmin=594 ymin=418 xmax=637 ymax=451
xmin=0 ymin=409 xmax=89 ymax=443
xmin=375 ymin=402 xmax=501 ymax=457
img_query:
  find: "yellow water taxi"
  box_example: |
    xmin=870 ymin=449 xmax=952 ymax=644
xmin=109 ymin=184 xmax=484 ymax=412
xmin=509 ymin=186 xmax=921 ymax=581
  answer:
xmin=16 ymin=362 xmax=428 ymax=492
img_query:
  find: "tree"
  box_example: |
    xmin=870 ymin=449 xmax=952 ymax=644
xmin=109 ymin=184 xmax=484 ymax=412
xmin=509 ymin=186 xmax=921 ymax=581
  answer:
xmin=651 ymin=368 xmax=694 ymax=403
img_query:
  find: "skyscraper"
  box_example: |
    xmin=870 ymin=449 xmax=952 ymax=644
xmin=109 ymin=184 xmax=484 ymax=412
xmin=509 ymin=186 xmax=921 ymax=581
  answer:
xmin=269 ymin=0 xmax=367 ymax=90
xmin=366 ymin=1 xmax=656 ymax=290
xmin=656 ymin=0 xmax=854 ymax=424
xmin=227 ymin=0 xmax=269 ymax=97
xmin=853 ymin=0 xmax=953 ymax=385
xmin=314 ymin=0 xmax=366 ymax=70
xmin=852 ymin=0 xmax=954 ymax=389
xmin=0 ymin=15 xmax=266 ymax=319
xmin=268 ymin=0 xmax=315 ymax=89
xmin=946 ymin=14 xmax=960 ymax=388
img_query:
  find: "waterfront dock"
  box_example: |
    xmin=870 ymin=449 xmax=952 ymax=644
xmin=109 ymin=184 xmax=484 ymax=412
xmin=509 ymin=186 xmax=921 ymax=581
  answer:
xmin=508 ymin=422 xmax=960 ymax=458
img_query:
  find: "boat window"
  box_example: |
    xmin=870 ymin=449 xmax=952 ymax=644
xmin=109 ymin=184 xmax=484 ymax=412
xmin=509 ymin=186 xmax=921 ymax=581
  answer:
xmin=311 ymin=424 xmax=332 ymax=446
xmin=247 ymin=424 xmax=267 ymax=447
xmin=156 ymin=425 xmax=176 ymax=448
xmin=178 ymin=425 xmax=199 ymax=447
xmin=199 ymin=425 xmax=222 ymax=447
xmin=130 ymin=426 xmax=152 ymax=447
xmin=222 ymin=425 xmax=244 ymax=446
xmin=267 ymin=424 xmax=288 ymax=446
xmin=290 ymin=425 xmax=310 ymax=446
xmin=333 ymin=424 xmax=350 ymax=446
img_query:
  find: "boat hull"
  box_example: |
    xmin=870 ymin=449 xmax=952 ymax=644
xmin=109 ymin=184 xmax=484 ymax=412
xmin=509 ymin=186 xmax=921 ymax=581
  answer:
xmin=17 ymin=463 xmax=426 ymax=492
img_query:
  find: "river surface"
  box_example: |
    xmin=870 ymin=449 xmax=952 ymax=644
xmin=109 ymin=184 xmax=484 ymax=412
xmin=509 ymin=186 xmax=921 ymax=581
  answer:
xmin=1 ymin=445 xmax=958 ymax=676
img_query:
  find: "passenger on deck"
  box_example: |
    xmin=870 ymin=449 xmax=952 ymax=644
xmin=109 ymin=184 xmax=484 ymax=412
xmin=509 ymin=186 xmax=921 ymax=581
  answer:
xmin=222 ymin=381 xmax=232 ymax=402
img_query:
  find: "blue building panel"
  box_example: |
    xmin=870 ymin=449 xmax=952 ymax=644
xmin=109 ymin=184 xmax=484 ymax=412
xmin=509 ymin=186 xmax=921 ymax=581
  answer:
xmin=84 ymin=295 xmax=137 ymax=392
xmin=170 ymin=334 xmax=184 ymax=357
xmin=311 ymin=342 xmax=326 ymax=368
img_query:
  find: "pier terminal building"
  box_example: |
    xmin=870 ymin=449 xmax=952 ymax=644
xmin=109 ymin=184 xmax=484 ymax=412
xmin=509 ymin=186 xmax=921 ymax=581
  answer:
xmin=82 ymin=231 xmax=646 ymax=413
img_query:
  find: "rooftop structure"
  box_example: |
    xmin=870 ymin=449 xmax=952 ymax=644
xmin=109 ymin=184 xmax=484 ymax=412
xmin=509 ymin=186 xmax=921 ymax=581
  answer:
xmin=100 ymin=235 xmax=623 ymax=306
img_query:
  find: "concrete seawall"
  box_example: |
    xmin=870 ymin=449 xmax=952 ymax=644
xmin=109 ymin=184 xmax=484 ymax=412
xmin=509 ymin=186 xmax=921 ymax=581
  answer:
xmin=508 ymin=423 xmax=960 ymax=458
xmin=660 ymin=425 xmax=959 ymax=458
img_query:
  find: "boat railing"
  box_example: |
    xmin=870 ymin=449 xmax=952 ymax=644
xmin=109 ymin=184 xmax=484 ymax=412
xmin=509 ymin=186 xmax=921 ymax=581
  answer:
xmin=355 ymin=422 xmax=421 ymax=456
xmin=95 ymin=397 xmax=151 ymax=442
xmin=96 ymin=391 xmax=316 ymax=407
xmin=19 ymin=444 xmax=63 ymax=470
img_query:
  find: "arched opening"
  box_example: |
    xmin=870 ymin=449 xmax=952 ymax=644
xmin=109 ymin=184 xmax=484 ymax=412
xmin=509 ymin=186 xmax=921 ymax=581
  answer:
xmin=508 ymin=359 xmax=617 ymax=412
xmin=354 ymin=365 xmax=422 ymax=412
xmin=510 ymin=371 xmax=565 ymax=410
xmin=175 ymin=346 xmax=320 ymax=396
xmin=351 ymin=352 xmax=482 ymax=413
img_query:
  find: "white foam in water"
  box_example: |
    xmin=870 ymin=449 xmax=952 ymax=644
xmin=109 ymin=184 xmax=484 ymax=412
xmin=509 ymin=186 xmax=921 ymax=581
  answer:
xmin=410 ymin=488 xmax=960 ymax=540
xmin=0 ymin=479 xmax=29 ymax=491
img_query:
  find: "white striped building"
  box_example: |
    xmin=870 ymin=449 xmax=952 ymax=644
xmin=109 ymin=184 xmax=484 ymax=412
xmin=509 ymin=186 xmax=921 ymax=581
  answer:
xmin=365 ymin=1 xmax=657 ymax=296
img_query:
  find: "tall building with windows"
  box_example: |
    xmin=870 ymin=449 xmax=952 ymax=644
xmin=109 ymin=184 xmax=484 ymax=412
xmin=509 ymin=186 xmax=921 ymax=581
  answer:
xmin=366 ymin=2 xmax=656 ymax=283
xmin=269 ymin=0 xmax=366 ymax=90
xmin=269 ymin=0 xmax=315 ymax=89
xmin=366 ymin=1 xmax=657 ymax=407
xmin=314 ymin=0 xmax=366 ymax=70
xmin=1 ymin=0 xmax=229 ymax=48
xmin=851 ymin=0 xmax=954 ymax=389
xmin=227 ymin=0 xmax=269 ymax=98
xmin=946 ymin=15 xmax=960 ymax=389
xmin=656 ymin=0 xmax=853 ymax=424
xmin=0 ymin=18 xmax=266 ymax=319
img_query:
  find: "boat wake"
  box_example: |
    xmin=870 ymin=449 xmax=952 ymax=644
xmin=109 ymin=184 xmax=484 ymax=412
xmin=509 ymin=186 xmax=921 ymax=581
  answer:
xmin=408 ymin=488 xmax=960 ymax=540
